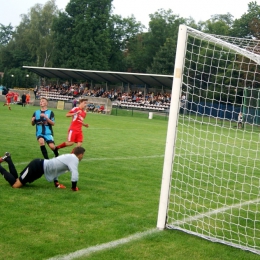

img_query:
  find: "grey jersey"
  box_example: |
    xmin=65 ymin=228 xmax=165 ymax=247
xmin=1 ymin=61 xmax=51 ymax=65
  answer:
xmin=43 ymin=154 xmax=79 ymax=182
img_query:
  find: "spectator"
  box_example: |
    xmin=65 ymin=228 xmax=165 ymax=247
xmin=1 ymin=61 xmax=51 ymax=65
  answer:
xmin=98 ymin=105 xmax=105 ymax=113
xmin=21 ymin=93 xmax=26 ymax=107
xmin=238 ymin=112 xmax=243 ymax=129
xmin=88 ymin=103 xmax=95 ymax=112
xmin=72 ymin=98 xmax=77 ymax=108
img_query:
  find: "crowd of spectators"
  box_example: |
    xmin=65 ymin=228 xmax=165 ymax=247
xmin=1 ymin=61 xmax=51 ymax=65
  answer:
xmin=37 ymin=82 xmax=172 ymax=106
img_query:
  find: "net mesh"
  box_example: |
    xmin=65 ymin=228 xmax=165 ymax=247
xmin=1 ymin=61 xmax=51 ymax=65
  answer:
xmin=166 ymin=26 xmax=260 ymax=254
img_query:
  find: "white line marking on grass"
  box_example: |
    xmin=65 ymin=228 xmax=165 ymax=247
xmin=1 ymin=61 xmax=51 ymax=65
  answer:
xmin=47 ymin=228 xmax=159 ymax=260
xmin=172 ymin=198 xmax=260 ymax=225
xmin=48 ymin=198 xmax=260 ymax=260
xmin=11 ymin=155 xmax=164 ymax=167
xmin=84 ymin=154 xmax=164 ymax=162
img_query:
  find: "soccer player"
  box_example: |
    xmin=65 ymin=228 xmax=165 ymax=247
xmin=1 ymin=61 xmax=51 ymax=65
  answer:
xmin=3 ymin=92 xmax=13 ymax=110
xmin=26 ymin=92 xmax=30 ymax=105
xmin=0 ymin=147 xmax=85 ymax=191
xmin=31 ymin=97 xmax=59 ymax=159
xmin=55 ymin=98 xmax=89 ymax=151
xmin=13 ymin=92 xmax=19 ymax=104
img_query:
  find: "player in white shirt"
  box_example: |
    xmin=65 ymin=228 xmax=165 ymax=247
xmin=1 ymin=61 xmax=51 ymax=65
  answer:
xmin=0 ymin=147 xmax=85 ymax=191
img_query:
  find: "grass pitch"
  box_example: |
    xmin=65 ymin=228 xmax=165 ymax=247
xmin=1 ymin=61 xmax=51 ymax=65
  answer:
xmin=0 ymin=102 xmax=259 ymax=260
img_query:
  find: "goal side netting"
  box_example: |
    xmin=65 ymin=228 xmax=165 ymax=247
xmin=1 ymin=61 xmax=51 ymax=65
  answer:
xmin=157 ymin=25 xmax=260 ymax=255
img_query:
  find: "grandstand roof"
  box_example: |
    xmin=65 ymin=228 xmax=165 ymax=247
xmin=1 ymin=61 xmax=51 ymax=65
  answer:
xmin=23 ymin=66 xmax=174 ymax=88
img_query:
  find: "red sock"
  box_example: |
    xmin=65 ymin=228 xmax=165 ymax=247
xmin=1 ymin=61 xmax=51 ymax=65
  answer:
xmin=56 ymin=142 xmax=67 ymax=149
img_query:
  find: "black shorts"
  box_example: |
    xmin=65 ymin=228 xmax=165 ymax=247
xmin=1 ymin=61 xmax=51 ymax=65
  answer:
xmin=19 ymin=159 xmax=44 ymax=185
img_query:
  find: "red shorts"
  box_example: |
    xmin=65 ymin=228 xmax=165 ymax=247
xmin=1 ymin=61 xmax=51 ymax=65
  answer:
xmin=68 ymin=129 xmax=83 ymax=143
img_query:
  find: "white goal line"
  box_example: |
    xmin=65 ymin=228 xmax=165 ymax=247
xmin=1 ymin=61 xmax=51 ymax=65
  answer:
xmin=47 ymin=198 xmax=260 ymax=259
xmin=170 ymin=197 xmax=260 ymax=226
xmin=47 ymin=228 xmax=160 ymax=260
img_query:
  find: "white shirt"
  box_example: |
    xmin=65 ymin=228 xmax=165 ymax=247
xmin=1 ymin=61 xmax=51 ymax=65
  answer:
xmin=43 ymin=154 xmax=79 ymax=182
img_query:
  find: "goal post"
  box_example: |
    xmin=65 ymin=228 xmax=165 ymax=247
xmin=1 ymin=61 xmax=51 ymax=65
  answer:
xmin=157 ymin=25 xmax=188 ymax=229
xmin=157 ymin=24 xmax=260 ymax=254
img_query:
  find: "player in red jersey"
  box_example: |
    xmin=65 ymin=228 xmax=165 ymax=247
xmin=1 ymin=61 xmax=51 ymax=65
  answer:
xmin=3 ymin=92 xmax=13 ymax=110
xmin=13 ymin=92 xmax=19 ymax=104
xmin=56 ymin=98 xmax=89 ymax=151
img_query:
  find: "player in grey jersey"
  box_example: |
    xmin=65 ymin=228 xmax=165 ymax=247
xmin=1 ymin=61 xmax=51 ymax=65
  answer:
xmin=0 ymin=147 xmax=85 ymax=191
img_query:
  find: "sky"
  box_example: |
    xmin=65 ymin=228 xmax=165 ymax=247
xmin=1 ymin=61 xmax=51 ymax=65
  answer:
xmin=0 ymin=0 xmax=259 ymax=28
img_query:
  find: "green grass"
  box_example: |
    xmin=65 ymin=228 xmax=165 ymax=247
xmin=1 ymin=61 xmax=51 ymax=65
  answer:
xmin=0 ymin=102 xmax=259 ymax=260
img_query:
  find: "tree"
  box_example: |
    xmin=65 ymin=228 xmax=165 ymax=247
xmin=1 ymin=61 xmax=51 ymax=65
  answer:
xmin=125 ymin=9 xmax=189 ymax=73
xmin=147 ymin=37 xmax=176 ymax=75
xmin=107 ymin=14 xmax=144 ymax=71
xmin=0 ymin=24 xmax=13 ymax=46
xmin=231 ymin=1 xmax=260 ymax=38
xmin=0 ymin=0 xmax=59 ymax=70
xmin=15 ymin=0 xmax=59 ymax=67
xmin=57 ymin=0 xmax=113 ymax=70
xmin=198 ymin=13 xmax=233 ymax=35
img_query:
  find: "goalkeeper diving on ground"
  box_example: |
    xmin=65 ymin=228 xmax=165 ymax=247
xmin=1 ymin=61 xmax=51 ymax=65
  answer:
xmin=0 ymin=146 xmax=85 ymax=191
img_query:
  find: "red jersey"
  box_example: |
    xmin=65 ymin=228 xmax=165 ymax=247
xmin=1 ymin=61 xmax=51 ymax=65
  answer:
xmin=6 ymin=93 xmax=13 ymax=102
xmin=13 ymin=93 xmax=19 ymax=102
xmin=68 ymin=107 xmax=87 ymax=132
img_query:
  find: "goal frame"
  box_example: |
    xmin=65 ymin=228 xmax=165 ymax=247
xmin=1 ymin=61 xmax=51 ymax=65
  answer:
xmin=157 ymin=24 xmax=260 ymax=255
xmin=157 ymin=25 xmax=188 ymax=229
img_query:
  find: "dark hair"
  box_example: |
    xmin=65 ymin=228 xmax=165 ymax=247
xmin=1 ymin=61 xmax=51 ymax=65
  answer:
xmin=73 ymin=147 xmax=85 ymax=155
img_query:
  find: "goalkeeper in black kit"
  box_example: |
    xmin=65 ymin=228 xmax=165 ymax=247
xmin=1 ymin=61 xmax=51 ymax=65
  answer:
xmin=0 ymin=147 xmax=85 ymax=191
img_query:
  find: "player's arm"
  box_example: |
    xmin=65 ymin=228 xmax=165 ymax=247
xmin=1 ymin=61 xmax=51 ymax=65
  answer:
xmin=48 ymin=111 xmax=55 ymax=126
xmin=40 ymin=113 xmax=55 ymax=126
xmin=67 ymin=157 xmax=80 ymax=191
xmin=66 ymin=110 xmax=80 ymax=117
xmin=31 ymin=113 xmax=36 ymax=126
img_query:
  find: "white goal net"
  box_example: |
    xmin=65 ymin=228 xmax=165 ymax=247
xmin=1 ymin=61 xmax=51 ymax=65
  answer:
xmin=157 ymin=25 xmax=260 ymax=254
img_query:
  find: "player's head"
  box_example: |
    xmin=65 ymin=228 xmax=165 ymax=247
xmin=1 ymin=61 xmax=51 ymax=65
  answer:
xmin=40 ymin=97 xmax=48 ymax=107
xmin=73 ymin=147 xmax=85 ymax=161
xmin=78 ymin=98 xmax=88 ymax=109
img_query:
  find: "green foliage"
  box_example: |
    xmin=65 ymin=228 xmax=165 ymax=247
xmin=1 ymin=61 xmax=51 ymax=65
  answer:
xmin=1 ymin=0 xmax=260 ymax=83
xmin=54 ymin=0 xmax=113 ymax=70
xmin=2 ymin=68 xmax=35 ymax=88
xmin=107 ymin=14 xmax=144 ymax=71
xmin=147 ymin=37 xmax=176 ymax=75
xmin=231 ymin=1 xmax=260 ymax=38
xmin=0 ymin=23 xmax=13 ymax=46
xmin=14 ymin=0 xmax=59 ymax=67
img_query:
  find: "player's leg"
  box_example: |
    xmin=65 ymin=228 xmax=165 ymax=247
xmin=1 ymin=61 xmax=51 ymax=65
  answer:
xmin=37 ymin=136 xmax=49 ymax=159
xmin=46 ymin=136 xmax=59 ymax=157
xmin=0 ymin=165 xmax=17 ymax=186
xmin=49 ymin=143 xmax=59 ymax=157
xmin=0 ymin=153 xmax=17 ymax=186
xmin=2 ymin=152 xmax=18 ymax=178
xmin=72 ymin=132 xmax=83 ymax=152
xmin=18 ymin=159 xmax=44 ymax=187
xmin=56 ymin=130 xmax=75 ymax=149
